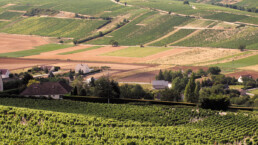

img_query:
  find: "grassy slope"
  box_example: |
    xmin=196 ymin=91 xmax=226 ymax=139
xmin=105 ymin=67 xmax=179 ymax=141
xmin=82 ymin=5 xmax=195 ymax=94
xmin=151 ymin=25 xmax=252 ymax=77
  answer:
xmin=150 ymin=29 xmax=196 ymax=46
xmin=103 ymin=46 xmax=172 ymax=57
xmin=59 ymin=46 xmax=102 ymax=55
xmin=173 ymin=27 xmax=258 ymax=49
xmin=0 ymin=11 xmax=22 ymax=20
xmin=211 ymin=54 xmax=258 ymax=69
xmin=0 ymin=98 xmax=257 ymax=144
xmin=88 ymin=12 xmax=191 ymax=45
xmin=1 ymin=17 xmax=107 ymax=39
xmin=0 ymin=44 xmax=72 ymax=57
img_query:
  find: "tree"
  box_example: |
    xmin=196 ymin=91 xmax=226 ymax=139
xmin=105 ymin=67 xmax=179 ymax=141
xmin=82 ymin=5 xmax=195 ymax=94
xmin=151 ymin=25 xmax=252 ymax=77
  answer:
xmin=184 ymin=73 xmax=196 ymax=103
xmin=160 ymin=88 xmax=180 ymax=101
xmin=22 ymin=73 xmax=33 ymax=85
xmin=79 ymin=89 xmax=87 ymax=96
xmin=156 ymin=70 xmax=164 ymax=80
xmin=115 ymin=0 xmax=120 ymax=2
xmin=124 ymin=2 xmax=127 ymax=6
xmin=208 ymin=67 xmax=221 ymax=75
xmin=200 ymin=94 xmax=230 ymax=110
xmin=194 ymin=81 xmax=201 ymax=102
xmin=44 ymin=68 xmax=49 ymax=74
xmin=99 ymin=31 xmax=103 ymax=37
xmin=183 ymin=0 xmax=189 ymax=5
xmin=73 ymin=40 xmax=78 ymax=45
xmin=72 ymin=86 xmax=78 ymax=95
xmin=109 ymin=40 xmax=119 ymax=47
xmin=89 ymin=77 xmax=95 ymax=87
xmin=197 ymin=69 xmax=207 ymax=77
xmin=27 ymin=79 xmax=40 ymax=87
xmin=238 ymin=44 xmax=246 ymax=51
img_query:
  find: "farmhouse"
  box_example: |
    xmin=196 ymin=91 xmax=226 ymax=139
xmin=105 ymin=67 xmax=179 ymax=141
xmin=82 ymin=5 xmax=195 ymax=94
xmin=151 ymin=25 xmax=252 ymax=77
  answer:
xmin=40 ymin=65 xmax=55 ymax=72
xmin=75 ymin=64 xmax=91 ymax=74
xmin=238 ymin=75 xmax=252 ymax=83
xmin=0 ymin=75 xmax=3 ymax=92
xmin=20 ymin=82 xmax=73 ymax=99
xmin=0 ymin=69 xmax=10 ymax=79
xmin=152 ymin=80 xmax=169 ymax=90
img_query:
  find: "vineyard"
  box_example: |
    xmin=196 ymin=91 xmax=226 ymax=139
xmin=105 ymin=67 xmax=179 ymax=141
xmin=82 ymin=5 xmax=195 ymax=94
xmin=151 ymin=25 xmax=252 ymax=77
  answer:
xmin=0 ymin=11 xmax=22 ymax=20
xmin=1 ymin=17 xmax=107 ymax=39
xmin=0 ymin=98 xmax=257 ymax=144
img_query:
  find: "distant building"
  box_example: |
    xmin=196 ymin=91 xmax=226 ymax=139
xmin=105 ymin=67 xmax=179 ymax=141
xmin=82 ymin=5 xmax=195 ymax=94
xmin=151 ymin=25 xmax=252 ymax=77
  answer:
xmin=152 ymin=80 xmax=169 ymax=90
xmin=40 ymin=65 xmax=55 ymax=72
xmin=0 ymin=69 xmax=10 ymax=79
xmin=75 ymin=64 xmax=91 ymax=74
xmin=20 ymin=82 xmax=73 ymax=99
xmin=238 ymin=75 xmax=252 ymax=83
xmin=0 ymin=75 xmax=3 ymax=92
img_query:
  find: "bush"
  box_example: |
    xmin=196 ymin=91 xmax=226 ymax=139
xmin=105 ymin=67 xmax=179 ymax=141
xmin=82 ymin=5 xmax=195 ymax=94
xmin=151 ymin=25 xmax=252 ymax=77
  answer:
xmin=200 ymin=94 xmax=230 ymax=110
xmin=208 ymin=67 xmax=221 ymax=75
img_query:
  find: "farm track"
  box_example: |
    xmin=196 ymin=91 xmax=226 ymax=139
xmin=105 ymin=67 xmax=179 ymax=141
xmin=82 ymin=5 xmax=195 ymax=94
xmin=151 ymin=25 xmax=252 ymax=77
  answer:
xmin=168 ymin=29 xmax=202 ymax=46
xmin=145 ymin=29 xmax=180 ymax=46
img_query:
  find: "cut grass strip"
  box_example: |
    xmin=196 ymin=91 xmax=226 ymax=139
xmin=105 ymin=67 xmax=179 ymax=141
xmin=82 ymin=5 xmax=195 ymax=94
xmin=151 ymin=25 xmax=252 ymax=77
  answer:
xmin=59 ymin=46 xmax=102 ymax=55
xmin=210 ymin=54 xmax=258 ymax=69
xmin=0 ymin=44 xmax=72 ymax=57
xmin=103 ymin=46 xmax=171 ymax=58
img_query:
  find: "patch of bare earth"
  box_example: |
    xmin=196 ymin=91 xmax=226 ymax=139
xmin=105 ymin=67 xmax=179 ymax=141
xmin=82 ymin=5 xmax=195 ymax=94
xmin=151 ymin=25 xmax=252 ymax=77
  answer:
xmin=239 ymin=65 xmax=258 ymax=72
xmin=0 ymin=33 xmax=51 ymax=53
xmin=1 ymin=3 xmax=16 ymax=8
xmin=226 ymin=71 xmax=258 ymax=79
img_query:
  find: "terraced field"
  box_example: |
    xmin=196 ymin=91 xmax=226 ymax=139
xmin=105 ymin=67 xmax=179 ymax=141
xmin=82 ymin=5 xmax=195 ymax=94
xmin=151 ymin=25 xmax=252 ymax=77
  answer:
xmin=88 ymin=12 xmax=192 ymax=45
xmin=150 ymin=29 xmax=196 ymax=46
xmin=1 ymin=17 xmax=107 ymax=39
xmin=0 ymin=44 xmax=72 ymax=57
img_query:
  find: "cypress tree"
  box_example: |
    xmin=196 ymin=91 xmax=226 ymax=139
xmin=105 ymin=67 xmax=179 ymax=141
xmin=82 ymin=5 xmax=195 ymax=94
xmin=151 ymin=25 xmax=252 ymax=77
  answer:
xmin=184 ymin=73 xmax=196 ymax=102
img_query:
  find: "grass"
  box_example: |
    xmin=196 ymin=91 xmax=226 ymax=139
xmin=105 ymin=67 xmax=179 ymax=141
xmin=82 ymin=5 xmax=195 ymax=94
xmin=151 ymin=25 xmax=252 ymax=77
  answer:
xmin=59 ymin=46 xmax=102 ymax=55
xmin=229 ymin=85 xmax=244 ymax=90
xmin=0 ymin=44 xmax=72 ymax=57
xmin=0 ymin=11 xmax=22 ymax=20
xmin=203 ymin=12 xmax=248 ymax=22
xmin=103 ymin=46 xmax=172 ymax=57
xmin=173 ymin=27 xmax=258 ymax=50
xmin=248 ymin=89 xmax=258 ymax=95
xmin=150 ymin=29 xmax=196 ymax=46
xmin=1 ymin=17 xmax=107 ymax=39
xmin=211 ymin=54 xmax=258 ymax=69
xmin=88 ymin=12 xmax=192 ymax=45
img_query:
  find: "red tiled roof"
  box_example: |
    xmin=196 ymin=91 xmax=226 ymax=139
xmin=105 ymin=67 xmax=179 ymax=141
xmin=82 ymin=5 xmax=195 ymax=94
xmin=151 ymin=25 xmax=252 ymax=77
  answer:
xmin=20 ymin=82 xmax=72 ymax=96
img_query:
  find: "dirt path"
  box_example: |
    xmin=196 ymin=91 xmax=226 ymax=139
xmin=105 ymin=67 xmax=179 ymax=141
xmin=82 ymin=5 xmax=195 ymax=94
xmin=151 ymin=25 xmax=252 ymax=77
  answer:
xmin=145 ymin=29 xmax=180 ymax=46
xmin=0 ymin=19 xmax=11 ymax=22
xmin=1 ymin=4 xmax=16 ymax=8
xmin=168 ymin=29 xmax=202 ymax=46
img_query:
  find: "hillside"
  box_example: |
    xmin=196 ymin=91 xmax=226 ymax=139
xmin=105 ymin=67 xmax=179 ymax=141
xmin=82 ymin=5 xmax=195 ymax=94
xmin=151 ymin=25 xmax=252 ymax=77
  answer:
xmin=0 ymin=0 xmax=257 ymax=49
xmin=0 ymin=98 xmax=257 ymax=144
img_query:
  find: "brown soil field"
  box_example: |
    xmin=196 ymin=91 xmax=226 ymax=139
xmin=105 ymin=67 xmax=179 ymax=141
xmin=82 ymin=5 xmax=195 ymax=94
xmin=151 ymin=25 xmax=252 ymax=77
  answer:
xmin=226 ymin=70 xmax=258 ymax=79
xmin=0 ymin=33 xmax=50 ymax=53
xmin=239 ymin=64 xmax=258 ymax=72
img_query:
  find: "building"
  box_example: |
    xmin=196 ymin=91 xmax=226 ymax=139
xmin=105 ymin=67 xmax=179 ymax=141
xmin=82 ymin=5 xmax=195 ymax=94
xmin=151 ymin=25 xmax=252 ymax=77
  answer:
xmin=0 ymin=75 xmax=3 ymax=92
xmin=20 ymin=82 xmax=73 ymax=99
xmin=238 ymin=75 xmax=252 ymax=83
xmin=75 ymin=64 xmax=91 ymax=74
xmin=0 ymin=69 xmax=10 ymax=79
xmin=152 ymin=80 xmax=169 ymax=90
xmin=40 ymin=65 xmax=55 ymax=72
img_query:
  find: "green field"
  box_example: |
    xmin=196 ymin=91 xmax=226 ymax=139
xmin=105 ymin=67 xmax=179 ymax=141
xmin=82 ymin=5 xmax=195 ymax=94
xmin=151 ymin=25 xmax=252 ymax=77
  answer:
xmin=0 ymin=44 xmax=72 ymax=57
xmin=150 ymin=29 xmax=196 ymax=46
xmin=249 ymin=89 xmax=258 ymax=95
xmin=1 ymin=17 xmax=107 ymax=39
xmin=211 ymin=54 xmax=258 ymax=69
xmin=0 ymin=98 xmax=257 ymax=144
xmin=229 ymin=85 xmax=244 ymax=90
xmin=173 ymin=27 xmax=258 ymax=49
xmin=203 ymin=12 xmax=248 ymax=22
xmin=103 ymin=46 xmax=171 ymax=57
xmin=88 ymin=12 xmax=192 ymax=45
xmin=59 ymin=46 xmax=102 ymax=55
xmin=0 ymin=11 xmax=22 ymax=20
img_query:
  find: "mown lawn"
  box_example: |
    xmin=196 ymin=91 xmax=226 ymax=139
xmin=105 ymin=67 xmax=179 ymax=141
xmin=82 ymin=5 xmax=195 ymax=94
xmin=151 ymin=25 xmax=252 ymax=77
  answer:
xmin=103 ymin=46 xmax=172 ymax=57
xmin=59 ymin=46 xmax=102 ymax=55
xmin=0 ymin=44 xmax=72 ymax=57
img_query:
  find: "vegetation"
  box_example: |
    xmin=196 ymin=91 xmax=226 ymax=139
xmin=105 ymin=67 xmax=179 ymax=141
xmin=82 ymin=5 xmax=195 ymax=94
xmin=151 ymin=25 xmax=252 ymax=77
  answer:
xmin=0 ymin=44 xmax=72 ymax=57
xmin=59 ymin=46 xmax=102 ymax=55
xmin=1 ymin=17 xmax=108 ymax=39
xmin=24 ymin=8 xmax=59 ymax=16
xmin=0 ymin=99 xmax=257 ymax=144
xmin=0 ymin=11 xmax=22 ymax=20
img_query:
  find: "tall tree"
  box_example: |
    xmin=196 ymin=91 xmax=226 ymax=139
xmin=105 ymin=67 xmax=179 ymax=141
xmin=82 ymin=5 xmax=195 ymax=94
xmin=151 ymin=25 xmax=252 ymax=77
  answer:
xmin=184 ymin=73 xmax=196 ymax=102
xmin=156 ymin=70 xmax=164 ymax=80
xmin=194 ymin=81 xmax=201 ymax=103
